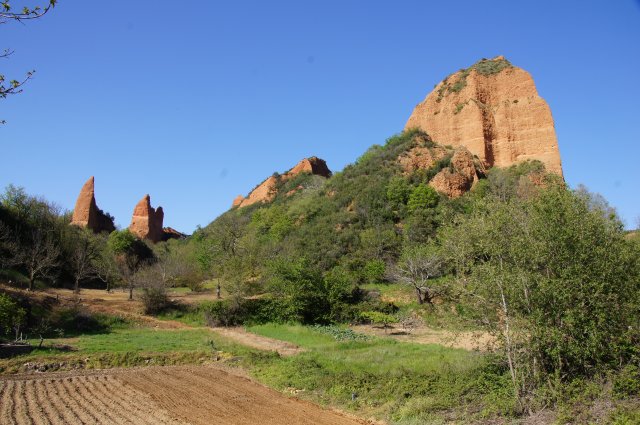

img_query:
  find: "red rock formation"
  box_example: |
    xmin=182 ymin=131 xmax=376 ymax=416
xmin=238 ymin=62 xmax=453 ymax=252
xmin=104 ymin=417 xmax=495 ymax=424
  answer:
xmin=162 ymin=227 xmax=187 ymax=241
xmin=405 ymin=57 xmax=563 ymax=175
xmin=70 ymin=177 xmax=115 ymax=233
xmin=287 ymin=157 xmax=331 ymax=178
xmin=429 ymin=148 xmax=484 ymax=198
xmin=233 ymin=157 xmax=332 ymax=208
xmin=232 ymin=195 xmax=245 ymax=208
xmin=129 ymin=195 xmax=164 ymax=243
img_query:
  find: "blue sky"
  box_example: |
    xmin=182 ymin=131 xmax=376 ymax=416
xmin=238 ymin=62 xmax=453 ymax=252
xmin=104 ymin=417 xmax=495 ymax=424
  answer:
xmin=1 ymin=0 xmax=639 ymax=232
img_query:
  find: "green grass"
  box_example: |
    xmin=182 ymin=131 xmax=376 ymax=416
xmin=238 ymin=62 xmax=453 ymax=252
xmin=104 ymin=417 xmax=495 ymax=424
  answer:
xmin=0 ymin=323 xmax=257 ymax=375
xmin=243 ymin=323 xmax=514 ymax=424
xmin=156 ymin=306 xmax=207 ymax=327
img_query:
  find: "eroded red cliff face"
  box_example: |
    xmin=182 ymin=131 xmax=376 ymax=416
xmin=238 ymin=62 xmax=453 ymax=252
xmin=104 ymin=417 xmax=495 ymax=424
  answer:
xmin=233 ymin=157 xmax=331 ymax=208
xmin=405 ymin=57 xmax=562 ymax=176
xmin=70 ymin=177 xmax=115 ymax=233
xmin=129 ymin=194 xmax=164 ymax=243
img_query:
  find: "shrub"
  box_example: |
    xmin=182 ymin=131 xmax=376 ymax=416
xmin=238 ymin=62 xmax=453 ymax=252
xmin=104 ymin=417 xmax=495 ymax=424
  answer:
xmin=0 ymin=293 xmax=25 ymax=340
xmin=140 ymin=285 xmax=171 ymax=315
xmin=613 ymin=365 xmax=640 ymax=399
xmin=408 ymin=184 xmax=439 ymax=212
xmin=363 ymin=259 xmax=386 ymax=284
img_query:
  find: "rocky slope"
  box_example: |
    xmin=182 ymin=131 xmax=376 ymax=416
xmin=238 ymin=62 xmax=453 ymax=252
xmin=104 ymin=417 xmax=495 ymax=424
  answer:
xmin=233 ymin=157 xmax=331 ymax=208
xmin=405 ymin=56 xmax=562 ymax=175
xmin=70 ymin=177 xmax=116 ymax=233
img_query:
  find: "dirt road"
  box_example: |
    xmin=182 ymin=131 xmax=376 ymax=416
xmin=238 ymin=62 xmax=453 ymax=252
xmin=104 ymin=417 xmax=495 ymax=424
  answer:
xmin=0 ymin=365 xmax=369 ymax=425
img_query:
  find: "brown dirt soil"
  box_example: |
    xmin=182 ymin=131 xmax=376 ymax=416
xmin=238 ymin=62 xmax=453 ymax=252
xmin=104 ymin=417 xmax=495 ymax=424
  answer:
xmin=351 ymin=324 xmax=496 ymax=351
xmin=212 ymin=327 xmax=305 ymax=356
xmin=0 ymin=365 xmax=369 ymax=425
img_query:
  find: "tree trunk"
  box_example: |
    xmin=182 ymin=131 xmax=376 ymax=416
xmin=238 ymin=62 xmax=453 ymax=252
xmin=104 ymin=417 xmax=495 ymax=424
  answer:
xmin=74 ymin=278 xmax=80 ymax=294
xmin=415 ymin=287 xmax=424 ymax=304
xmin=28 ymin=276 xmax=35 ymax=291
xmin=128 ymin=282 xmax=133 ymax=300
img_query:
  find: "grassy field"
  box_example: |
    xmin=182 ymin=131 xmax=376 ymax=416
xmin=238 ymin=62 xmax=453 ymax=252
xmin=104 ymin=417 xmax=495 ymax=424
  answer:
xmin=0 ymin=321 xmax=255 ymax=374
xmin=244 ymin=323 xmax=514 ymax=424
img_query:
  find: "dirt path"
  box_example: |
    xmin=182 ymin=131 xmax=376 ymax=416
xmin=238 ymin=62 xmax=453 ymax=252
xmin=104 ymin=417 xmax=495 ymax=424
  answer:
xmin=351 ymin=324 xmax=495 ymax=351
xmin=0 ymin=365 xmax=369 ymax=425
xmin=212 ymin=327 xmax=305 ymax=356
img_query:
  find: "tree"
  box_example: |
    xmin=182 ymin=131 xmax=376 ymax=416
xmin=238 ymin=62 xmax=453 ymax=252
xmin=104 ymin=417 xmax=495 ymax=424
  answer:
xmin=407 ymin=184 xmax=439 ymax=213
xmin=0 ymin=293 xmax=25 ymax=341
xmin=19 ymin=225 xmax=60 ymax=290
xmin=389 ymin=244 xmax=445 ymax=305
xmin=68 ymin=228 xmax=101 ymax=293
xmin=440 ymin=185 xmax=640 ymax=410
xmin=1 ymin=1 xmax=57 ymax=123
xmin=108 ymin=230 xmax=153 ymax=300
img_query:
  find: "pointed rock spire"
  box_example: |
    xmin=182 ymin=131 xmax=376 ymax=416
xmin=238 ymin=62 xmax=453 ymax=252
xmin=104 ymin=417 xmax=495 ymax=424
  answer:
xmin=129 ymin=194 xmax=164 ymax=243
xmin=70 ymin=176 xmax=115 ymax=233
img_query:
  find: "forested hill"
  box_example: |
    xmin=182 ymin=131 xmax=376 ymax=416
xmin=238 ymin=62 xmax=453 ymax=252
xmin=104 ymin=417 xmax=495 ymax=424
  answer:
xmin=196 ymin=128 xmax=561 ymax=294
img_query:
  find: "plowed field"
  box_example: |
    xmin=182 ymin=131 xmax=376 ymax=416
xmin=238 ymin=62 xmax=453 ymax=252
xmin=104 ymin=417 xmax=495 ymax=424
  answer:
xmin=0 ymin=366 xmax=367 ymax=425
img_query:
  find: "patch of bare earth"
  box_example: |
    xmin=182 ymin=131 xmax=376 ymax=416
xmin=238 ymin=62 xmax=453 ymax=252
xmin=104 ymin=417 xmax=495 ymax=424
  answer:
xmin=211 ymin=327 xmax=304 ymax=356
xmin=0 ymin=366 xmax=369 ymax=425
xmin=351 ymin=324 xmax=495 ymax=351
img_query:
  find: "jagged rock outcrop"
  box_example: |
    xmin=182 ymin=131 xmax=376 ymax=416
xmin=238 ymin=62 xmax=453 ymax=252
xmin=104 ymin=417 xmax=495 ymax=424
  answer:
xmin=129 ymin=195 xmax=164 ymax=243
xmin=162 ymin=227 xmax=187 ymax=241
xmin=405 ymin=56 xmax=563 ymax=175
xmin=429 ymin=148 xmax=484 ymax=198
xmin=397 ymin=132 xmax=486 ymax=198
xmin=70 ymin=177 xmax=115 ymax=233
xmin=233 ymin=157 xmax=331 ymax=208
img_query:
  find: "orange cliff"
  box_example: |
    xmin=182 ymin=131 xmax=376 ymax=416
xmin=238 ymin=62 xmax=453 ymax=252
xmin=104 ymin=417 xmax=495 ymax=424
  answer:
xmin=129 ymin=194 xmax=165 ymax=243
xmin=405 ymin=56 xmax=563 ymax=176
xmin=232 ymin=157 xmax=331 ymax=208
xmin=70 ymin=177 xmax=116 ymax=233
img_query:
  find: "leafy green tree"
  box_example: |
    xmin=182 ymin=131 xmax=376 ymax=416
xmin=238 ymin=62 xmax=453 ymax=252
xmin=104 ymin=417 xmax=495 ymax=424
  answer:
xmin=0 ymin=293 xmax=25 ymax=340
xmin=407 ymin=184 xmax=439 ymax=212
xmin=386 ymin=176 xmax=411 ymax=215
xmin=441 ymin=185 xmax=640 ymax=409
xmin=108 ymin=230 xmax=153 ymax=300
xmin=267 ymin=257 xmax=331 ymax=323
xmin=363 ymin=259 xmax=386 ymax=284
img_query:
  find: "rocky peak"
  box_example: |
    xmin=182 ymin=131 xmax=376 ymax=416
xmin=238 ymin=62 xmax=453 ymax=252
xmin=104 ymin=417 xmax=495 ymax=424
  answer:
xmin=233 ymin=157 xmax=332 ymax=208
xmin=405 ymin=56 xmax=563 ymax=175
xmin=129 ymin=194 xmax=164 ymax=243
xmin=70 ymin=176 xmax=115 ymax=233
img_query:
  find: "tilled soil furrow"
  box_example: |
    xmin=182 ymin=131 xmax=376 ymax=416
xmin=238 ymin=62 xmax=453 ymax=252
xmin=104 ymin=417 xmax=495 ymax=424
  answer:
xmin=41 ymin=378 xmax=82 ymax=425
xmin=176 ymin=367 xmax=303 ymax=421
xmin=67 ymin=377 xmax=127 ymax=425
xmin=12 ymin=380 xmax=31 ymax=425
xmin=24 ymin=378 xmax=51 ymax=425
xmin=59 ymin=377 xmax=108 ymax=424
xmin=2 ymin=366 xmax=366 ymax=425
xmin=83 ymin=376 xmax=149 ymax=425
xmin=54 ymin=377 xmax=96 ymax=424
xmin=114 ymin=374 xmax=186 ymax=423
xmin=105 ymin=376 xmax=184 ymax=425
xmin=33 ymin=380 xmax=64 ymax=425
xmin=79 ymin=377 xmax=134 ymax=425
xmin=0 ymin=382 xmax=13 ymax=422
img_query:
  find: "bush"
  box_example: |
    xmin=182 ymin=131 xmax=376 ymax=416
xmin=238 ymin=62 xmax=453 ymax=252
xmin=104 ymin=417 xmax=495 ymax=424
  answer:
xmin=140 ymin=286 xmax=171 ymax=315
xmin=613 ymin=365 xmax=640 ymax=399
xmin=0 ymin=293 xmax=25 ymax=340
xmin=363 ymin=259 xmax=386 ymax=284
xmin=408 ymin=184 xmax=439 ymax=212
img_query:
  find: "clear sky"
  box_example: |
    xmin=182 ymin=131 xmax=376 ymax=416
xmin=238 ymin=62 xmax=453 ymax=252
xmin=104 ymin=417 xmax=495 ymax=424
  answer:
xmin=1 ymin=0 xmax=639 ymax=232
